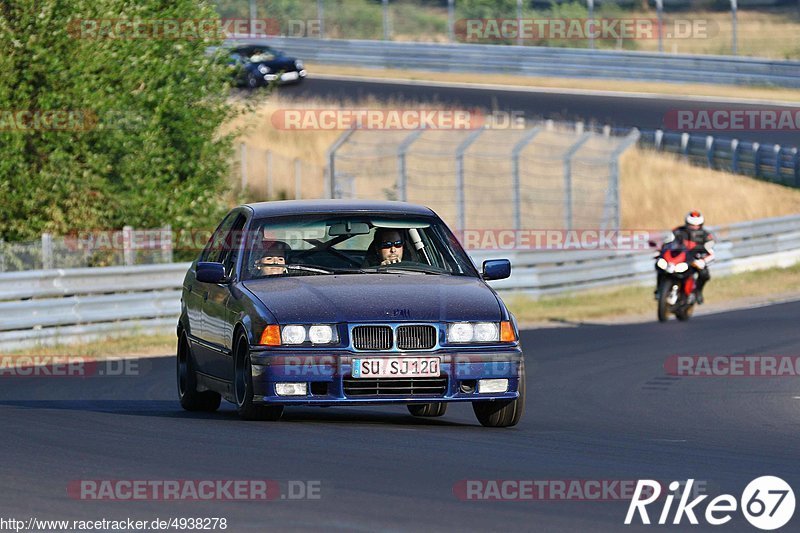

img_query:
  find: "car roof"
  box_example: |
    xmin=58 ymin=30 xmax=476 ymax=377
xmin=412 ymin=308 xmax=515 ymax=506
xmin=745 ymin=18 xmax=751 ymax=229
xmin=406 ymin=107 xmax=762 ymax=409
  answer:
xmin=244 ymin=200 xmax=436 ymax=219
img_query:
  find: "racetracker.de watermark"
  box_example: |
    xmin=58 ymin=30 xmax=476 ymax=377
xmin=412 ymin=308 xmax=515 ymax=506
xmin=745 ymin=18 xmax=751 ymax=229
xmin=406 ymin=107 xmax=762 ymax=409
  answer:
xmin=0 ymin=109 xmax=146 ymax=132
xmin=665 ymin=108 xmax=800 ymax=132
xmin=453 ymin=479 xmax=709 ymax=501
xmin=270 ymin=109 xmax=525 ymax=130
xmin=665 ymin=355 xmax=800 ymax=377
xmin=67 ymin=480 xmax=321 ymax=501
xmin=455 ymin=229 xmax=653 ymax=251
xmin=67 ymin=18 xmax=322 ymax=40
xmin=455 ymin=18 xmax=715 ymax=42
xmin=0 ymin=356 xmax=143 ymax=378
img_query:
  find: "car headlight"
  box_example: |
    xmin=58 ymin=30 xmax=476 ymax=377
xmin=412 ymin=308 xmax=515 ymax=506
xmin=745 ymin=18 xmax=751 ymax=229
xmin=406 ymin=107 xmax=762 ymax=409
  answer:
xmin=656 ymin=258 xmax=668 ymax=270
xmin=448 ymin=322 xmax=500 ymax=343
xmin=281 ymin=325 xmax=306 ymax=345
xmin=258 ymin=65 xmax=270 ymax=74
xmin=308 ymin=325 xmax=334 ymax=344
xmin=674 ymin=262 xmax=689 ymax=273
xmin=294 ymin=60 xmax=303 ymax=70
xmin=280 ymin=324 xmax=338 ymax=345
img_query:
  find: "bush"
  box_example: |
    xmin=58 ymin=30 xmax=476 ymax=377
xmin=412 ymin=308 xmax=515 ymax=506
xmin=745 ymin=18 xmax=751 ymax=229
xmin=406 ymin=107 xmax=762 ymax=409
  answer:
xmin=0 ymin=0 xmax=235 ymax=241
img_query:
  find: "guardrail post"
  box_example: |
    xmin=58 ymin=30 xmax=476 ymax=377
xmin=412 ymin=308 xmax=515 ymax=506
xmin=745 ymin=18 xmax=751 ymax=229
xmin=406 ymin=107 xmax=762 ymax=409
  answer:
xmin=563 ymin=130 xmax=592 ymax=230
xmin=447 ymin=0 xmax=454 ymax=42
xmin=455 ymin=127 xmax=486 ymax=232
xmin=517 ymin=0 xmax=524 ymax=46
xmin=0 ymin=239 xmax=5 ymax=272
xmin=161 ymin=225 xmax=173 ymax=263
xmin=326 ymin=128 xmax=356 ymax=199
xmin=706 ymin=135 xmax=715 ymax=168
xmin=382 ymin=0 xmax=390 ymax=40
xmin=680 ymin=133 xmax=690 ymax=160
xmin=774 ymin=144 xmax=781 ymax=180
xmin=731 ymin=139 xmax=739 ymax=173
xmin=654 ymin=129 xmax=663 ymax=150
xmin=731 ymin=0 xmax=738 ymax=56
xmin=295 ymin=158 xmax=302 ymax=199
xmin=123 ymin=225 xmax=135 ymax=266
xmin=588 ymin=0 xmax=595 ymax=50
xmin=511 ymin=127 xmax=543 ymax=231
xmin=397 ymin=129 xmax=425 ymax=202
xmin=793 ymin=148 xmax=799 ymax=187
xmin=317 ymin=0 xmax=325 ymax=39
xmin=753 ymin=142 xmax=761 ymax=178
xmin=656 ymin=0 xmax=664 ymax=53
xmin=41 ymin=233 xmax=53 ymax=270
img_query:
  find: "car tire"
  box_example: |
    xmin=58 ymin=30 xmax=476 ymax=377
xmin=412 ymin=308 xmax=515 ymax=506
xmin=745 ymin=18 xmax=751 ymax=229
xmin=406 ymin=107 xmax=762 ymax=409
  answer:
xmin=234 ymin=332 xmax=283 ymax=421
xmin=177 ymin=332 xmax=221 ymax=412
xmin=246 ymin=73 xmax=259 ymax=89
xmin=407 ymin=402 xmax=447 ymax=417
xmin=472 ymin=359 xmax=526 ymax=428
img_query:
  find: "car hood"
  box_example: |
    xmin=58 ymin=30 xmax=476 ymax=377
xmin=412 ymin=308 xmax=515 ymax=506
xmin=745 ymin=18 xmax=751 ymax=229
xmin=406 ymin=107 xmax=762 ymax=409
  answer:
xmin=252 ymin=56 xmax=296 ymax=70
xmin=242 ymin=274 xmax=502 ymax=323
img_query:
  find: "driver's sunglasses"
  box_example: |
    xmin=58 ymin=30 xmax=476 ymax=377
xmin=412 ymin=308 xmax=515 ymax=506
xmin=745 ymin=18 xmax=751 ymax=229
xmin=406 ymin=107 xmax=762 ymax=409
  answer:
xmin=379 ymin=240 xmax=403 ymax=249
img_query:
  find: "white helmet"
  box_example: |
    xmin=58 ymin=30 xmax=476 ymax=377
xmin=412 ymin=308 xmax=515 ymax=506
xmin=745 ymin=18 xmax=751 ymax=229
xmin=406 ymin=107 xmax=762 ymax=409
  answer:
xmin=686 ymin=210 xmax=704 ymax=227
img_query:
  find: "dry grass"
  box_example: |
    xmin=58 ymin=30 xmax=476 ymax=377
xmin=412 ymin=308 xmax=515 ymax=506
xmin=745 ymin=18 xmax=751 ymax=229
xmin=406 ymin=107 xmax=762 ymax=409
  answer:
xmin=6 ymin=334 xmax=176 ymax=358
xmin=620 ymin=148 xmax=800 ymax=229
xmin=307 ymin=64 xmax=800 ymax=104
xmin=507 ymin=262 xmax=800 ymax=324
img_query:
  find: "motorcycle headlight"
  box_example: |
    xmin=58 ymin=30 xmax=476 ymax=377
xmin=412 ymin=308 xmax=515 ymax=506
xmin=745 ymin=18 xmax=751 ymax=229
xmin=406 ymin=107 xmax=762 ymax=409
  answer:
xmin=257 ymin=64 xmax=270 ymax=74
xmin=656 ymin=258 xmax=668 ymax=270
xmin=674 ymin=262 xmax=689 ymax=273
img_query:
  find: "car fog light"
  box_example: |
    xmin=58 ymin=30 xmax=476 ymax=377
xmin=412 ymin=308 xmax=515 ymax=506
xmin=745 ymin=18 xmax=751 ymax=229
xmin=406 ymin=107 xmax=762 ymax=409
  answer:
xmin=478 ymin=378 xmax=508 ymax=394
xmin=275 ymin=382 xmax=307 ymax=396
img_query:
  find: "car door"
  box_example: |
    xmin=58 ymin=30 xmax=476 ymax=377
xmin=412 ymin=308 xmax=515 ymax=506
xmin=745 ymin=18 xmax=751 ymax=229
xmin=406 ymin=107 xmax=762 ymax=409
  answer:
xmin=202 ymin=212 xmax=248 ymax=380
xmin=191 ymin=211 xmax=241 ymax=376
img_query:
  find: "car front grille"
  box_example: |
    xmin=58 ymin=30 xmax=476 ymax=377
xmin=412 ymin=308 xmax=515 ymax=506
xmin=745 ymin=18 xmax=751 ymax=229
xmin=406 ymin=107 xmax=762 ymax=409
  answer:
xmin=343 ymin=377 xmax=448 ymax=397
xmin=352 ymin=325 xmax=393 ymax=350
xmin=396 ymin=325 xmax=437 ymax=350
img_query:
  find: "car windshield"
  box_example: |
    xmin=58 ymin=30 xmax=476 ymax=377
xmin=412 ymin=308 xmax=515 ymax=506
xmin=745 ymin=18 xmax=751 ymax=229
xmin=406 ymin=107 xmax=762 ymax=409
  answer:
xmin=241 ymin=215 xmax=477 ymax=280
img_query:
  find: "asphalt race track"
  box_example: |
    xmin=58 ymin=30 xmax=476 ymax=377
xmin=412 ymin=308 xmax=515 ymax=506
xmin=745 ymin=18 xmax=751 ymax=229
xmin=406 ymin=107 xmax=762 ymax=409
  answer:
xmin=2 ymin=301 xmax=799 ymax=531
xmin=281 ymin=77 xmax=798 ymax=148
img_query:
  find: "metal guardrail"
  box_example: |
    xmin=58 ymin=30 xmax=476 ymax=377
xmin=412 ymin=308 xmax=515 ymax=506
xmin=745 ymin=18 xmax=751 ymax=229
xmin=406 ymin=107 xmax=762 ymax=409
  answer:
xmin=2 ymin=215 xmax=800 ymax=350
xmin=261 ymin=37 xmax=800 ymax=88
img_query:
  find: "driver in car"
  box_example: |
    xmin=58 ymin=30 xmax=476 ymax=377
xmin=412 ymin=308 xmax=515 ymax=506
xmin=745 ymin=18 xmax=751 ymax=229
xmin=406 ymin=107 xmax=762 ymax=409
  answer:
xmin=254 ymin=240 xmax=290 ymax=276
xmin=375 ymin=229 xmax=405 ymax=266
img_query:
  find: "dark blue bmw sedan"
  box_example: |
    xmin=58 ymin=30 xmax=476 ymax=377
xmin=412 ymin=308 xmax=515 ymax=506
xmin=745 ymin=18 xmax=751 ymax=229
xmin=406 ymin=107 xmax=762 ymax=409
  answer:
xmin=177 ymin=200 xmax=525 ymax=427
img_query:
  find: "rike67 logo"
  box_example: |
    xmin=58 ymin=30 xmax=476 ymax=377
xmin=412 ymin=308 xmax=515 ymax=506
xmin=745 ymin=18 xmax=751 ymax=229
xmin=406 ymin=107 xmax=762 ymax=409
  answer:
xmin=625 ymin=477 xmax=795 ymax=530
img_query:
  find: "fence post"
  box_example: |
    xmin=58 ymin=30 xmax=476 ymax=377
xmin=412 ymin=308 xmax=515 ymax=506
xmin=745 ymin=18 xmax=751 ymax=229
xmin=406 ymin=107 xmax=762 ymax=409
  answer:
xmin=41 ymin=232 xmax=53 ymax=270
xmin=563 ymin=131 xmax=592 ymax=230
xmin=604 ymin=128 xmax=641 ymax=230
xmin=447 ymin=0 xmax=454 ymax=42
xmin=240 ymin=143 xmax=247 ymax=190
xmin=295 ymin=158 xmax=302 ymax=199
xmin=123 ymin=225 xmax=135 ymax=266
xmin=161 ymin=225 xmax=173 ymax=263
xmin=731 ymin=0 xmax=738 ymax=56
xmin=326 ymin=129 xmax=356 ymax=198
xmin=455 ymin=127 xmax=485 ymax=232
xmin=266 ymin=150 xmax=273 ymax=199
xmin=511 ymin=126 xmax=542 ymax=232
xmin=656 ymin=0 xmax=664 ymax=53
xmin=706 ymin=135 xmax=715 ymax=168
xmin=318 ymin=0 xmax=325 ymax=39
xmin=382 ymin=0 xmax=390 ymax=40
xmin=518 ymin=0 xmax=525 ymax=47
xmin=0 ymin=238 xmax=5 ymax=272
xmin=731 ymin=139 xmax=739 ymax=173
xmin=397 ymin=129 xmax=424 ymax=202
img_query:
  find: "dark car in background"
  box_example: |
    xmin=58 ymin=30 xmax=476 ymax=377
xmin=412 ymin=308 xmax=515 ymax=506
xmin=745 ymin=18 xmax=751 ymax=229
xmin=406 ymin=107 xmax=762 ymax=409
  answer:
xmin=177 ymin=200 xmax=526 ymax=427
xmin=224 ymin=42 xmax=306 ymax=88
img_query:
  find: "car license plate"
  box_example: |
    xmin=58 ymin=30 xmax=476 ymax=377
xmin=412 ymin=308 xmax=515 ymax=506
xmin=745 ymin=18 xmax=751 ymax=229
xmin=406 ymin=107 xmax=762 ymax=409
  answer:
xmin=352 ymin=357 xmax=440 ymax=378
xmin=281 ymin=71 xmax=299 ymax=81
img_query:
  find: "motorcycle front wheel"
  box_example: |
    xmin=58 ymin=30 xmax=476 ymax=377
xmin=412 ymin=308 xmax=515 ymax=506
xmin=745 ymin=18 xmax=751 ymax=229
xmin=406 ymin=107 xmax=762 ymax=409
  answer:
xmin=657 ymin=279 xmax=674 ymax=322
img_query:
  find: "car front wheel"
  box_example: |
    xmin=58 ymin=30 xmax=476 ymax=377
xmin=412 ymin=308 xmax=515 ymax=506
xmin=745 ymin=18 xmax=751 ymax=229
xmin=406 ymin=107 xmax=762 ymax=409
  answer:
xmin=472 ymin=360 xmax=526 ymax=428
xmin=234 ymin=332 xmax=283 ymax=421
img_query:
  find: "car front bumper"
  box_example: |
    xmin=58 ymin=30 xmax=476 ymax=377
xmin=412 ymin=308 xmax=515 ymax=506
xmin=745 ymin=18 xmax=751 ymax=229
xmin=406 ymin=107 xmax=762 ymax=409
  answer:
xmin=248 ymin=348 xmax=524 ymax=405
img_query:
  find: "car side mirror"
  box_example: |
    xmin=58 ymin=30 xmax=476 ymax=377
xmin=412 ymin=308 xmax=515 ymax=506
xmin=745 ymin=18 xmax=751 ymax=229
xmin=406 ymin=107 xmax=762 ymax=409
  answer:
xmin=482 ymin=259 xmax=511 ymax=281
xmin=196 ymin=262 xmax=229 ymax=284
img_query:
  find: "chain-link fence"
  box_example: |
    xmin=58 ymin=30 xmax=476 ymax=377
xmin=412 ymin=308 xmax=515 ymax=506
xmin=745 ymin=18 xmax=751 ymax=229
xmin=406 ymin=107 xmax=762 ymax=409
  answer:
xmin=236 ymin=143 xmax=326 ymax=200
xmin=327 ymin=122 xmax=640 ymax=232
xmin=0 ymin=227 xmax=174 ymax=272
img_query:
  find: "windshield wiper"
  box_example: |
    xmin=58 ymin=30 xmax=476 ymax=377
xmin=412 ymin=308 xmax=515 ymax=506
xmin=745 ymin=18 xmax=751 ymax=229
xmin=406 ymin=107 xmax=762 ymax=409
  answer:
xmin=284 ymin=264 xmax=334 ymax=275
xmin=374 ymin=266 xmax=444 ymax=275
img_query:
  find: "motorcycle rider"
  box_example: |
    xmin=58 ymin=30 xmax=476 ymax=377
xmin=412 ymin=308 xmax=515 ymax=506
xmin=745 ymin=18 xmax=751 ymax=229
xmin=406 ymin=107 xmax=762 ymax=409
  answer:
xmin=655 ymin=210 xmax=715 ymax=304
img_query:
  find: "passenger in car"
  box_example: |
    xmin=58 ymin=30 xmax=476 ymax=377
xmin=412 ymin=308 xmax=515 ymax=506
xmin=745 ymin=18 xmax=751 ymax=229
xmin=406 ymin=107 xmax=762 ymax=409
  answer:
xmin=254 ymin=240 xmax=290 ymax=276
